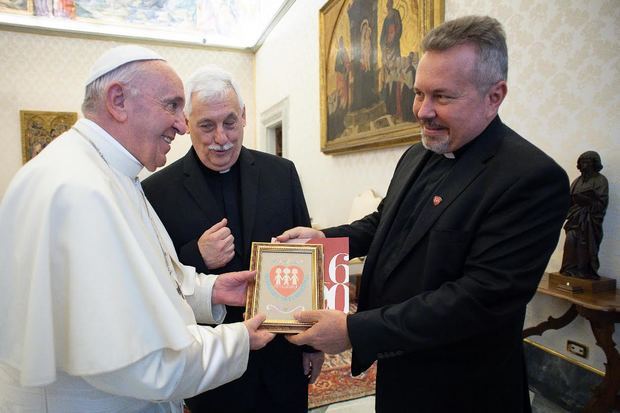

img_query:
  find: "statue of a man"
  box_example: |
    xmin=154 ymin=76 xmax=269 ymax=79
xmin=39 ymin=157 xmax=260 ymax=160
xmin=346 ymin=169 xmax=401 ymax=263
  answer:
xmin=560 ymin=151 xmax=609 ymax=279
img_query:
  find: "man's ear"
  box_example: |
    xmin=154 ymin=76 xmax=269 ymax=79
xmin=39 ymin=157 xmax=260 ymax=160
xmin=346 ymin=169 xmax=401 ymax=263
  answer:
xmin=105 ymin=82 xmax=129 ymax=122
xmin=486 ymin=80 xmax=507 ymax=118
xmin=241 ymin=105 xmax=246 ymax=127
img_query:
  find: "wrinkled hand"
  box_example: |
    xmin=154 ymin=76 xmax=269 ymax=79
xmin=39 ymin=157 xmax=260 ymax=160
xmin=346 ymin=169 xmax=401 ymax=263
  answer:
xmin=275 ymin=226 xmax=325 ymax=243
xmin=286 ymin=310 xmax=351 ymax=354
xmin=243 ymin=314 xmax=275 ymax=350
xmin=198 ymin=218 xmax=235 ymax=269
xmin=303 ymin=351 xmax=325 ymax=384
xmin=212 ymin=270 xmax=255 ymax=306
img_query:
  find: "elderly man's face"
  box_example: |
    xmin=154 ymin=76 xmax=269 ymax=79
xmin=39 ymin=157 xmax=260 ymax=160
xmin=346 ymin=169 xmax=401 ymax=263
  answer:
xmin=187 ymin=88 xmax=245 ymax=172
xmin=125 ymin=61 xmax=187 ymax=171
xmin=413 ymin=43 xmax=504 ymax=153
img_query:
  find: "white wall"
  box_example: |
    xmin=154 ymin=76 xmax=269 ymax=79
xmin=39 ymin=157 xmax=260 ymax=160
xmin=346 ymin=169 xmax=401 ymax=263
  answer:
xmin=255 ymin=0 xmax=620 ymax=372
xmin=0 ymin=29 xmax=256 ymax=190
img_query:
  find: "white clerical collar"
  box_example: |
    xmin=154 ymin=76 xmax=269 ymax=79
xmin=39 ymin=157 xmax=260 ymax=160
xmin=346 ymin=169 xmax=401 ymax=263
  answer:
xmin=75 ymin=119 xmax=143 ymax=178
xmin=443 ymin=152 xmax=455 ymax=159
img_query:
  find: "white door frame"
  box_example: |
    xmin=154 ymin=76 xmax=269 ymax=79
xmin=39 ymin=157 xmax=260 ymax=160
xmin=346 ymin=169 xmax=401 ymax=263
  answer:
xmin=259 ymin=97 xmax=289 ymax=157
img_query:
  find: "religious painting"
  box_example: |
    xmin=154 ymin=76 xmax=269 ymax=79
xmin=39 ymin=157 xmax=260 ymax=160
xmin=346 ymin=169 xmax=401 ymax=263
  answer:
xmin=0 ymin=0 xmax=277 ymax=48
xmin=245 ymin=242 xmax=324 ymax=333
xmin=0 ymin=0 xmax=31 ymax=13
xmin=320 ymin=0 xmax=444 ymax=155
xmin=20 ymin=110 xmax=77 ymax=163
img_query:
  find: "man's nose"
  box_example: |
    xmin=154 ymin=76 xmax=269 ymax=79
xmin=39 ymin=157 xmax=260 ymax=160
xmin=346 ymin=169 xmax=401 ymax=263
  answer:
xmin=174 ymin=112 xmax=188 ymax=135
xmin=414 ymin=97 xmax=435 ymax=120
xmin=213 ymin=126 xmax=228 ymax=144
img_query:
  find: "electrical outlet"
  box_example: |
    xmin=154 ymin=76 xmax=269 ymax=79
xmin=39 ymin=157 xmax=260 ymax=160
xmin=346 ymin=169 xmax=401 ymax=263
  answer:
xmin=567 ymin=340 xmax=588 ymax=358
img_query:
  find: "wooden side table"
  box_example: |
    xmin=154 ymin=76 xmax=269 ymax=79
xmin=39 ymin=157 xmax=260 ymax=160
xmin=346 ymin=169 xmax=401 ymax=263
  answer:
xmin=523 ymin=273 xmax=620 ymax=413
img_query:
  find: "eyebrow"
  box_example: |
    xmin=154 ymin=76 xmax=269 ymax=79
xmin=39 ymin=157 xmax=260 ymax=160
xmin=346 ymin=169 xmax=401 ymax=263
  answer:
xmin=164 ymin=96 xmax=184 ymax=105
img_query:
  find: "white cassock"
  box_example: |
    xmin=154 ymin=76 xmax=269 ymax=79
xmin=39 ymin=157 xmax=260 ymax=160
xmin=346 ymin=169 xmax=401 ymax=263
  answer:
xmin=0 ymin=119 xmax=249 ymax=412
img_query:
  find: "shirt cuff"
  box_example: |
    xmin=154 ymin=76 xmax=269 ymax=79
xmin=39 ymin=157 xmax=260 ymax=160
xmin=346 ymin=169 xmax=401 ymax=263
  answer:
xmin=186 ymin=274 xmax=226 ymax=324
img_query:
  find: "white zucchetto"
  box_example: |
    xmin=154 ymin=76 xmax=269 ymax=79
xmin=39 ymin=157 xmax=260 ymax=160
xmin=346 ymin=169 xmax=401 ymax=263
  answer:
xmin=85 ymin=45 xmax=165 ymax=86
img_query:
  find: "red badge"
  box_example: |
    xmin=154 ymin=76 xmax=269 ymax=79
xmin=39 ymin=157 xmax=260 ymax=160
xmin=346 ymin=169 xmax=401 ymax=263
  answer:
xmin=432 ymin=195 xmax=443 ymax=206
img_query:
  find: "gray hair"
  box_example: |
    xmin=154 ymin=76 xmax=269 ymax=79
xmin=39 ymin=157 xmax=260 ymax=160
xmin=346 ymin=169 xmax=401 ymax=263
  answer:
xmin=184 ymin=66 xmax=244 ymax=116
xmin=422 ymin=15 xmax=508 ymax=92
xmin=81 ymin=61 xmax=146 ymax=115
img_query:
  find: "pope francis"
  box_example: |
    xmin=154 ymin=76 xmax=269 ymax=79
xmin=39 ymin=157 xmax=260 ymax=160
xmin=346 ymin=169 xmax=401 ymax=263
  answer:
xmin=0 ymin=45 xmax=274 ymax=412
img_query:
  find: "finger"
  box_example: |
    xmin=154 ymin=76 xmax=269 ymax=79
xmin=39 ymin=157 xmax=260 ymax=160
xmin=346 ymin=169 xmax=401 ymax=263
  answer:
xmin=212 ymin=226 xmax=232 ymax=240
xmin=249 ymin=329 xmax=276 ymax=350
xmin=275 ymin=227 xmax=300 ymax=242
xmin=309 ymin=362 xmax=322 ymax=384
xmin=224 ymin=234 xmax=235 ymax=249
xmin=246 ymin=313 xmax=266 ymax=329
xmin=224 ymin=250 xmax=235 ymax=262
xmin=303 ymin=355 xmax=311 ymax=375
xmin=259 ymin=331 xmax=276 ymax=346
xmin=293 ymin=310 xmax=322 ymax=323
xmin=285 ymin=331 xmax=310 ymax=346
xmin=216 ymin=236 xmax=234 ymax=252
xmin=239 ymin=270 xmax=257 ymax=282
xmin=206 ymin=218 xmax=228 ymax=235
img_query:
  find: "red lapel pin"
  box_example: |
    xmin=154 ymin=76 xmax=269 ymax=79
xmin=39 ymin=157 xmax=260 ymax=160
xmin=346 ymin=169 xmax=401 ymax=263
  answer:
xmin=432 ymin=195 xmax=443 ymax=206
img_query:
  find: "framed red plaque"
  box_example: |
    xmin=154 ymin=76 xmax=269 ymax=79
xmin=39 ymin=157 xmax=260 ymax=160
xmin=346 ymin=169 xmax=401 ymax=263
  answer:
xmin=245 ymin=242 xmax=324 ymax=333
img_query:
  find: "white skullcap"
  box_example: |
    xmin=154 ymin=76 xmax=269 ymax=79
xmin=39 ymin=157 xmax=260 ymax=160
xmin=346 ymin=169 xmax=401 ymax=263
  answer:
xmin=85 ymin=45 xmax=165 ymax=86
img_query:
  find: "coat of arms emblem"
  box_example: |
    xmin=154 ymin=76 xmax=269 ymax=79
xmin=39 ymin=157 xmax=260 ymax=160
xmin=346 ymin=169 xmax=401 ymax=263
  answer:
xmin=269 ymin=265 xmax=304 ymax=297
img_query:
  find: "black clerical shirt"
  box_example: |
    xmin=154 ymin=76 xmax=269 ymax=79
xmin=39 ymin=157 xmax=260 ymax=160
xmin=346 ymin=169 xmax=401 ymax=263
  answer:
xmin=198 ymin=157 xmax=243 ymax=259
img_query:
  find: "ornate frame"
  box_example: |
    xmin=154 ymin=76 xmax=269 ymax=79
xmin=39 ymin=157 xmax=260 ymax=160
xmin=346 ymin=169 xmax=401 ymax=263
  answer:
xmin=246 ymin=242 xmax=324 ymax=333
xmin=20 ymin=110 xmax=77 ymax=163
xmin=319 ymin=0 xmax=444 ymax=154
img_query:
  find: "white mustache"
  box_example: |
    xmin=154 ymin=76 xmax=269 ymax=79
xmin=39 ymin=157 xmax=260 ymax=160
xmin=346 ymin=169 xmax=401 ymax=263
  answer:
xmin=208 ymin=143 xmax=234 ymax=151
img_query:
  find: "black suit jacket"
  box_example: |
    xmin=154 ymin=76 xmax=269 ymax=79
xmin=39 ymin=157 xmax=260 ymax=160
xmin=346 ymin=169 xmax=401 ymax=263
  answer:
xmin=324 ymin=117 xmax=570 ymax=412
xmin=143 ymin=147 xmax=311 ymax=412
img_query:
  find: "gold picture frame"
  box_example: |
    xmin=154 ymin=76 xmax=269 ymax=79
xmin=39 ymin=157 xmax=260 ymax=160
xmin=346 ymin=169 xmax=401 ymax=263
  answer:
xmin=20 ymin=110 xmax=77 ymax=163
xmin=320 ymin=0 xmax=444 ymax=155
xmin=245 ymin=242 xmax=324 ymax=333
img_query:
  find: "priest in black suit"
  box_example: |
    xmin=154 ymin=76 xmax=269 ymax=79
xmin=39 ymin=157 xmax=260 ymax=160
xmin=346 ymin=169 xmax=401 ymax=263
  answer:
xmin=142 ymin=66 xmax=323 ymax=413
xmin=278 ymin=16 xmax=570 ymax=413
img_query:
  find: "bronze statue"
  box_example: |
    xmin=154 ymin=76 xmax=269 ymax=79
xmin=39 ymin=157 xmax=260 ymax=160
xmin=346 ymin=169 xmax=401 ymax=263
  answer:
xmin=560 ymin=151 xmax=609 ymax=279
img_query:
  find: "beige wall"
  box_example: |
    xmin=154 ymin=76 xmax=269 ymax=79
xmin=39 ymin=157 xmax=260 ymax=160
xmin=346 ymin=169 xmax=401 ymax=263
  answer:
xmin=255 ymin=0 xmax=620 ymax=372
xmin=0 ymin=29 xmax=255 ymax=189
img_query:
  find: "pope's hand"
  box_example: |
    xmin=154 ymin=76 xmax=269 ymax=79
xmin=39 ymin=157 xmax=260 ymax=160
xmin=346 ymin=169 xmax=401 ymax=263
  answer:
xmin=275 ymin=226 xmax=325 ymax=243
xmin=198 ymin=218 xmax=235 ymax=269
xmin=285 ymin=310 xmax=351 ymax=354
xmin=244 ymin=314 xmax=275 ymax=350
xmin=212 ymin=270 xmax=255 ymax=306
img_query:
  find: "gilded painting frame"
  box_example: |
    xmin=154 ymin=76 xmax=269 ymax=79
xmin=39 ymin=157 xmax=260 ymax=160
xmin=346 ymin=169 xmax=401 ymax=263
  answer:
xmin=320 ymin=0 xmax=444 ymax=155
xmin=20 ymin=110 xmax=77 ymax=163
xmin=0 ymin=0 xmax=32 ymax=14
xmin=245 ymin=242 xmax=324 ymax=333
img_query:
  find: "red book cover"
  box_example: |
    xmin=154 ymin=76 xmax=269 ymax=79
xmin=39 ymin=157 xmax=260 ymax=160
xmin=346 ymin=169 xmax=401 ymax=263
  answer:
xmin=303 ymin=237 xmax=350 ymax=313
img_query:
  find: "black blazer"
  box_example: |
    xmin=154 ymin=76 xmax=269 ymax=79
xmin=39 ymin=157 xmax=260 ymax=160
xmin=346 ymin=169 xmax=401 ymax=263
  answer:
xmin=143 ymin=147 xmax=310 ymax=275
xmin=142 ymin=146 xmax=311 ymax=411
xmin=324 ymin=117 xmax=570 ymax=412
